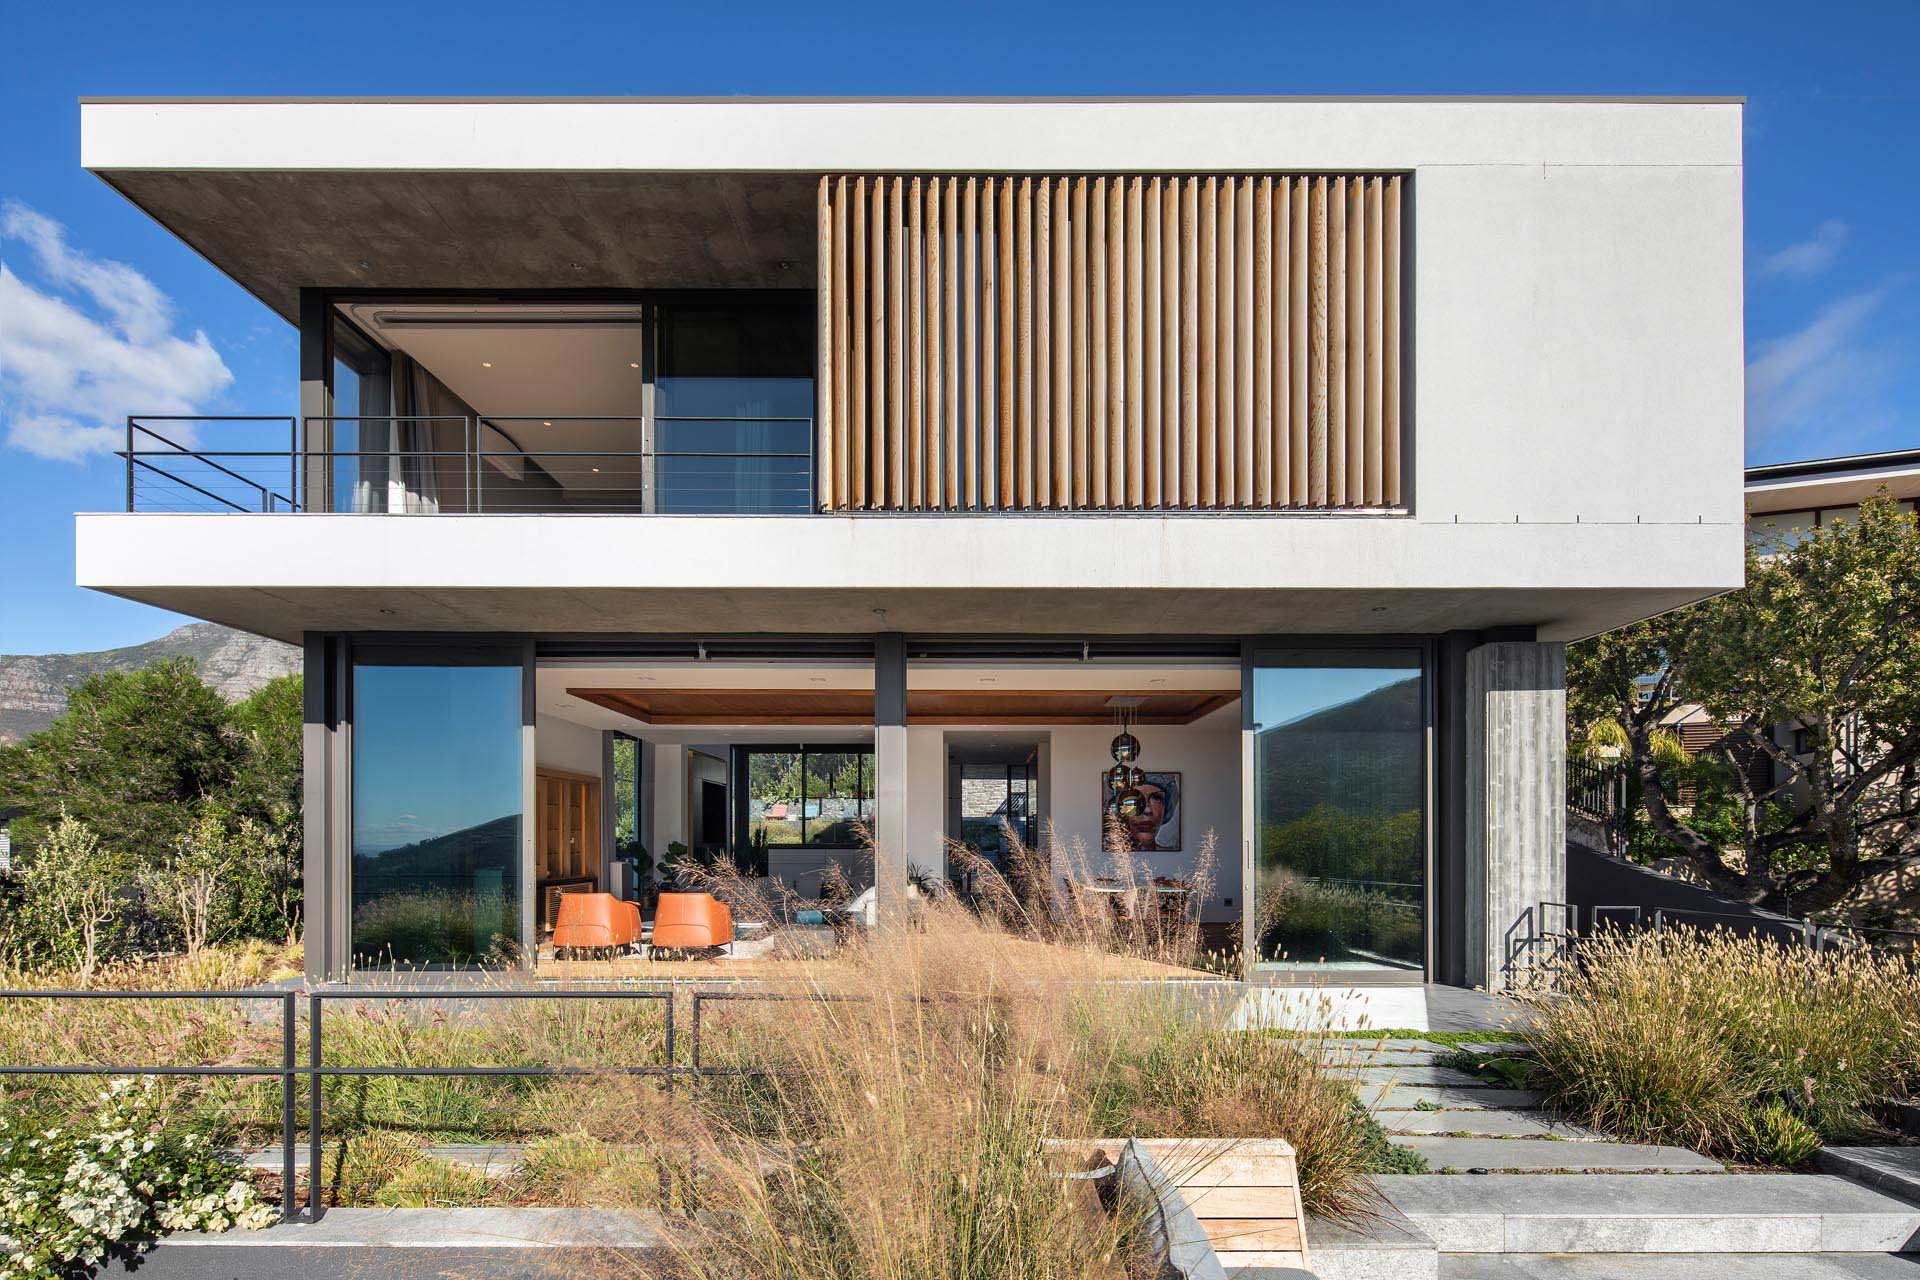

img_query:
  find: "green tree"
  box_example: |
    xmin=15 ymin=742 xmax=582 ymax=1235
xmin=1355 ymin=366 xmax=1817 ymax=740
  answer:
xmin=1569 ymin=495 xmax=1920 ymax=915
xmin=2 ymin=814 xmax=133 ymax=985
xmin=0 ymin=658 xmax=239 ymax=866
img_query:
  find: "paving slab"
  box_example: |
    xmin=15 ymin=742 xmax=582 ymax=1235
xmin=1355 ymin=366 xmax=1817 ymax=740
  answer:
xmin=1821 ymin=1148 xmax=1920 ymax=1207
xmin=1372 ymin=1110 xmax=1603 ymax=1139
xmin=1450 ymin=1040 xmax=1532 ymax=1056
xmin=1375 ymin=1173 xmax=1920 ymax=1254
xmin=1391 ymin=1136 xmax=1719 ymax=1172
xmin=1355 ymin=1066 xmax=1491 ymax=1087
xmin=1302 ymin=1201 xmax=1439 ymax=1280
xmin=159 ymin=1207 xmax=669 ymax=1248
xmin=1438 ymin=1255 xmax=1920 ymax=1278
xmin=1357 ymin=1084 xmax=1543 ymax=1110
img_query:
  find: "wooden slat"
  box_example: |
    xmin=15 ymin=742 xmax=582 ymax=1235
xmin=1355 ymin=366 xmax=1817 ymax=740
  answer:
xmin=1180 ymin=176 xmax=1199 ymax=509
xmin=1143 ymin=176 xmax=1163 ymax=509
xmin=998 ymin=177 xmax=1017 ymax=509
xmin=1235 ymin=175 xmax=1255 ymax=507
xmin=1098 ymin=179 xmax=1113 ymax=506
xmin=831 ymin=176 xmax=850 ymax=510
xmin=1160 ymin=176 xmax=1181 ymax=508
xmin=1198 ymin=177 xmax=1217 ymax=507
xmin=1308 ymin=176 xmax=1329 ymax=506
xmin=1072 ymin=177 xmax=1090 ymax=509
xmin=1365 ymin=176 xmax=1384 ymax=507
xmin=1328 ymin=175 xmax=1347 ymax=505
xmin=1106 ymin=177 xmax=1125 ymax=506
xmin=908 ymin=177 xmax=924 ymax=510
xmin=1034 ymin=177 xmax=1052 ymax=508
xmin=1346 ymin=174 xmax=1366 ymax=506
xmin=851 ymin=176 xmax=868 ymax=509
xmin=1051 ymin=178 xmax=1071 ymax=509
xmin=963 ymin=177 xmax=979 ymax=508
xmin=1125 ymin=176 xmax=1145 ymax=508
xmin=816 ymin=171 xmax=1403 ymax=514
xmin=1384 ymin=174 xmax=1402 ymax=505
xmin=1017 ymin=176 xmax=1035 ymax=508
xmin=943 ymin=179 xmax=960 ymax=508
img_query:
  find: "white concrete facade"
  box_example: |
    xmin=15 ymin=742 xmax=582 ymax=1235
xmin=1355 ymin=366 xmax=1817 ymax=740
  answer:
xmin=77 ymin=96 xmax=1746 ymax=642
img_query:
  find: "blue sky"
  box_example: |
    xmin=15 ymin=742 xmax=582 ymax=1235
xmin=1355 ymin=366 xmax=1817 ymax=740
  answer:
xmin=1 ymin=0 xmax=1915 ymax=655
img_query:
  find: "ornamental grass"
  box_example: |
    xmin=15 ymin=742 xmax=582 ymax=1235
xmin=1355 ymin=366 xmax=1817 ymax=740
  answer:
xmin=1519 ymin=927 xmax=1920 ymax=1164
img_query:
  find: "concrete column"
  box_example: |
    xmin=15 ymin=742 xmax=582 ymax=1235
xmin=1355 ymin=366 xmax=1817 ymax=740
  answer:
xmin=651 ymin=746 xmax=687 ymax=858
xmin=873 ymin=633 xmax=909 ymax=916
xmin=904 ymin=726 xmax=947 ymax=881
xmin=1464 ymin=641 xmax=1568 ymax=991
xmin=297 ymin=289 xmax=331 ymax=512
xmin=300 ymin=634 xmax=346 ymax=982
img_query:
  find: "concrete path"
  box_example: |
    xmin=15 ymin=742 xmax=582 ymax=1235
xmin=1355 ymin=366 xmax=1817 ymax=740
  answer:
xmin=1394 ymin=1136 xmax=1719 ymax=1172
xmin=1437 ymin=1255 xmax=1920 ymax=1278
xmin=1822 ymin=1148 xmax=1920 ymax=1207
xmin=1376 ymin=1173 xmax=1920 ymax=1254
xmin=1372 ymin=1109 xmax=1601 ymax=1139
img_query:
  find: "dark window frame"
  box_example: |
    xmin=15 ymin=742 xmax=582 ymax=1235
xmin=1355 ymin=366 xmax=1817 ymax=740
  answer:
xmin=730 ymin=743 xmax=876 ymax=856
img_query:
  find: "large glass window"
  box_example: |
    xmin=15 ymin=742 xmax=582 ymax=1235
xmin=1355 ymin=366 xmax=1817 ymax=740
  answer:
xmin=733 ymin=745 xmax=874 ymax=857
xmin=655 ymin=304 xmax=814 ymax=513
xmin=351 ymin=660 xmax=524 ymax=967
xmin=1252 ymin=650 xmax=1424 ymax=973
xmin=611 ymin=733 xmax=643 ymax=863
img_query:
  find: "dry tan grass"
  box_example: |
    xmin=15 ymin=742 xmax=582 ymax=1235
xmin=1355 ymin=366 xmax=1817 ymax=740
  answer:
xmin=1518 ymin=927 xmax=1920 ymax=1161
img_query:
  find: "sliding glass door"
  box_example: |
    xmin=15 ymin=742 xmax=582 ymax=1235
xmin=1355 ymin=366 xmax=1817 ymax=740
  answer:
xmin=350 ymin=653 xmax=525 ymax=968
xmin=1250 ymin=649 xmax=1425 ymax=974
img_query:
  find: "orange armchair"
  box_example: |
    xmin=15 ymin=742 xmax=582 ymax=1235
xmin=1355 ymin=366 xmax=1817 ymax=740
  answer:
xmin=650 ymin=892 xmax=736 ymax=952
xmin=552 ymin=892 xmax=640 ymax=954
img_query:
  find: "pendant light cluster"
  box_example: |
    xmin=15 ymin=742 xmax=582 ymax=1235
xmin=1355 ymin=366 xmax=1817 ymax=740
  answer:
xmin=1105 ymin=711 xmax=1147 ymax=823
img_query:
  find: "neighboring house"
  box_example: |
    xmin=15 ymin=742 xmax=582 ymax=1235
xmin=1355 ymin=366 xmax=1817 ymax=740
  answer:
xmin=72 ymin=96 xmax=1746 ymax=991
xmin=1746 ymin=449 xmax=1920 ymax=551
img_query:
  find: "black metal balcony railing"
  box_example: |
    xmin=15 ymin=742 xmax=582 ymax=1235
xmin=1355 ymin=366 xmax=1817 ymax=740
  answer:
xmin=119 ymin=415 xmax=816 ymax=515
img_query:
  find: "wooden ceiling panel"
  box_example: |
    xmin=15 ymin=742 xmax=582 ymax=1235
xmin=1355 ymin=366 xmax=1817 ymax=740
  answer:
xmin=570 ymin=687 xmax=1234 ymax=726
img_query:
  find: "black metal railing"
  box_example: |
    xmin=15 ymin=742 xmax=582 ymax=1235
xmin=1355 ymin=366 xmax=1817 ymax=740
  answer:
xmin=1567 ymin=756 xmax=1632 ymax=855
xmin=119 ymin=414 xmax=816 ymax=516
xmin=0 ymin=983 xmax=814 ymax=1223
xmin=1522 ymin=900 xmax=1920 ymax=980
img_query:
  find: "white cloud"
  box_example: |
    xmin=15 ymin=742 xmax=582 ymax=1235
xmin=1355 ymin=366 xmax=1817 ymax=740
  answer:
xmin=0 ymin=201 xmax=232 ymax=462
xmin=1745 ymin=289 xmax=1895 ymax=452
xmin=1756 ymin=219 xmax=1848 ymax=280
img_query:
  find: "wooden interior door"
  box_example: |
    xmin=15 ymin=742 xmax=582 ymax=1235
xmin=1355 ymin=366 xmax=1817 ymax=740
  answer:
xmin=536 ymin=768 xmax=602 ymax=932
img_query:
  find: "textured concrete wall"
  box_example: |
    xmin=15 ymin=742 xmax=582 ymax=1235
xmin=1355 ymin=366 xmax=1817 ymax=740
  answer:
xmin=1464 ymin=642 xmax=1568 ymax=990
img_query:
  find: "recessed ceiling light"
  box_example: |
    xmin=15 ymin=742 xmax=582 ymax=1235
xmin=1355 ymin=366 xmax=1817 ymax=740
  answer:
xmin=809 ymin=676 xmax=828 ymax=684
xmin=1148 ymin=678 xmax=1167 ymax=686
xmin=978 ymin=676 xmax=996 ymax=684
xmin=591 ymin=467 xmax=601 ymax=473
xmin=542 ymin=421 xmax=552 ymax=427
xmin=481 ymin=361 xmax=493 ymax=368
xmin=628 ymin=361 xmax=640 ymax=369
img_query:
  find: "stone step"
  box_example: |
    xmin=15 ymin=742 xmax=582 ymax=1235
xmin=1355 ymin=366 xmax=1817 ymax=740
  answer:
xmin=233 ymin=1143 xmax=530 ymax=1174
xmin=1374 ymin=1110 xmax=1603 ymax=1139
xmin=1818 ymin=1147 xmax=1920 ymax=1206
xmin=1438 ymin=1254 xmax=1920 ymax=1278
xmin=1375 ymin=1173 xmax=1920 ymax=1254
xmin=1358 ymin=1084 xmax=1543 ymax=1110
xmin=1306 ymin=1201 xmax=1438 ymax=1280
xmin=1355 ymin=1066 xmax=1493 ymax=1087
xmin=1391 ymin=1136 xmax=1719 ymax=1173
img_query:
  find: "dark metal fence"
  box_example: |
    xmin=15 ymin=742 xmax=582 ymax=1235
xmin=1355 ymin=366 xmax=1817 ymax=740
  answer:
xmin=0 ymin=984 xmax=804 ymax=1223
xmin=1566 ymin=756 xmax=1632 ymax=855
xmin=1529 ymin=899 xmax=1920 ymax=971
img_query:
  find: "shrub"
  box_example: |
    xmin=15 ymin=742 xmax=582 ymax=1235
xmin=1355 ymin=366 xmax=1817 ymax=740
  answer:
xmin=1735 ymin=1102 xmax=1823 ymax=1168
xmin=0 ymin=1077 xmax=273 ymax=1279
xmin=1521 ymin=928 xmax=1920 ymax=1162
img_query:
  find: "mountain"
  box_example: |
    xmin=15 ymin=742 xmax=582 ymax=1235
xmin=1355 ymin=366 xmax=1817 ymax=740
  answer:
xmin=0 ymin=623 xmax=300 ymax=744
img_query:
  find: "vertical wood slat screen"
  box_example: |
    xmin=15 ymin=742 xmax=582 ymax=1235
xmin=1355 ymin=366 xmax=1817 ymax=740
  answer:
xmin=817 ymin=174 xmax=1403 ymax=512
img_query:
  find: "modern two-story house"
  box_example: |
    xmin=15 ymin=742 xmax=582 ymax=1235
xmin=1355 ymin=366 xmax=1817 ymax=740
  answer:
xmin=72 ymin=96 xmax=1746 ymax=991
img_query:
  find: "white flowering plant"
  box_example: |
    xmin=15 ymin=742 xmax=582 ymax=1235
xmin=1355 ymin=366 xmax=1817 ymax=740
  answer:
xmin=0 ymin=1077 xmax=275 ymax=1279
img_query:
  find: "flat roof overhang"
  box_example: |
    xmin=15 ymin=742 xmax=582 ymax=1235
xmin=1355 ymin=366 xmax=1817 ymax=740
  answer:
xmin=81 ymin=97 xmax=1744 ymax=323
xmin=1744 ymin=451 xmax=1920 ymax=515
xmin=75 ymin=511 xmax=1744 ymax=644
